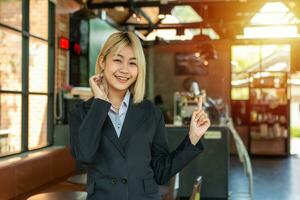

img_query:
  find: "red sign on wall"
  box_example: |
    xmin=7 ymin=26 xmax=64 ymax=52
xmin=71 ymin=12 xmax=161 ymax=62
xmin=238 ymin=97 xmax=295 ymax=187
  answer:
xmin=59 ymin=37 xmax=69 ymax=50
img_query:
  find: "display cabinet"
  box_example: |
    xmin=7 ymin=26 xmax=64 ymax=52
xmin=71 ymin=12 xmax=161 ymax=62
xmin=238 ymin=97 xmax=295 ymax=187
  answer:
xmin=231 ymin=71 xmax=290 ymax=156
xmin=249 ymin=71 xmax=289 ymax=155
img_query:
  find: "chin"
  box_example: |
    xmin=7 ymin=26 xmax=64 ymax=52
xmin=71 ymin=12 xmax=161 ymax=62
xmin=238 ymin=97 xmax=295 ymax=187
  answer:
xmin=113 ymin=80 xmax=135 ymax=91
xmin=112 ymin=83 xmax=131 ymax=92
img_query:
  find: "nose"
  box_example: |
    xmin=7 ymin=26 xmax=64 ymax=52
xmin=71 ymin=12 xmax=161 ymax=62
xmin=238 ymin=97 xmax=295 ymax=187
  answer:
xmin=119 ymin=63 xmax=129 ymax=74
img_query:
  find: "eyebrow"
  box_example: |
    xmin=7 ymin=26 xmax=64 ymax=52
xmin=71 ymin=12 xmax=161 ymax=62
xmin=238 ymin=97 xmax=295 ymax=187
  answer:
xmin=116 ymin=54 xmax=136 ymax=60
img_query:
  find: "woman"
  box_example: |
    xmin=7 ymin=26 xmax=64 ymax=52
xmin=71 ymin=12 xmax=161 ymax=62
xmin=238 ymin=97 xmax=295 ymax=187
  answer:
xmin=69 ymin=31 xmax=211 ymax=200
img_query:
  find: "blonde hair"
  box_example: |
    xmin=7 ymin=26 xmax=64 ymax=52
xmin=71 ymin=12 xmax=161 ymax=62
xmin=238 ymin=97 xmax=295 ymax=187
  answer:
xmin=95 ymin=31 xmax=146 ymax=104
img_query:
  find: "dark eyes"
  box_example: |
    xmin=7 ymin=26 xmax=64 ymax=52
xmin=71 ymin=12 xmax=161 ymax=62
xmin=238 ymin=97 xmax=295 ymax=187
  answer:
xmin=113 ymin=59 xmax=121 ymax=63
xmin=113 ymin=59 xmax=137 ymax=66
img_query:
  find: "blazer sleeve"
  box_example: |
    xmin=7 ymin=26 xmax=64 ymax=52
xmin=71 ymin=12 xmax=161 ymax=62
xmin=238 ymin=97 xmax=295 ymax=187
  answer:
xmin=151 ymin=111 xmax=204 ymax=185
xmin=69 ymin=98 xmax=111 ymax=163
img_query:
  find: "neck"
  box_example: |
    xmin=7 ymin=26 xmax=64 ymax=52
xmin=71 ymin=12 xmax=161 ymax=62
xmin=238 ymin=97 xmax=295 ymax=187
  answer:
xmin=108 ymin=88 xmax=127 ymax=109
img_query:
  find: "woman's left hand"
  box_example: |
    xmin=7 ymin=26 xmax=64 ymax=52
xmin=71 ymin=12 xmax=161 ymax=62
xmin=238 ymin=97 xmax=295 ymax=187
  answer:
xmin=189 ymin=96 xmax=211 ymax=145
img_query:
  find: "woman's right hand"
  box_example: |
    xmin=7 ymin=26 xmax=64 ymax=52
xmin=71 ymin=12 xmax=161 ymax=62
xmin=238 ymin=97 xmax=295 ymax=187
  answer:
xmin=89 ymin=74 xmax=108 ymax=101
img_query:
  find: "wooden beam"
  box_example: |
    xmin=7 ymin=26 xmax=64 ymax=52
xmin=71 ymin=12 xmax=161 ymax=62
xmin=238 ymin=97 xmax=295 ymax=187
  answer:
xmin=126 ymin=22 xmax=210 ymax=30
xmin=87 ymin=0 xmax=274 ymax=9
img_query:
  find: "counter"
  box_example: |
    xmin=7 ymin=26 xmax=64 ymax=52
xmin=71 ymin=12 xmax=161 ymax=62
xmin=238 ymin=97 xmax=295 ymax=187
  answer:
xmin=166 ymin=125 xmax=230 ymax=199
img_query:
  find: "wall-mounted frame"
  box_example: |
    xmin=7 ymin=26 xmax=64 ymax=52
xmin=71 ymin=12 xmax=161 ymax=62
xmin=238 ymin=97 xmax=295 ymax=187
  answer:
xmin=175 ymin=52 xmax=208 ymax=76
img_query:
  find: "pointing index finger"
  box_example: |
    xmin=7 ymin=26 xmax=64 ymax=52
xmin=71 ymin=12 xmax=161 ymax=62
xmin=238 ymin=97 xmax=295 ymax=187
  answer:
xmin=198 ymin=96 xmax=203 ymax=110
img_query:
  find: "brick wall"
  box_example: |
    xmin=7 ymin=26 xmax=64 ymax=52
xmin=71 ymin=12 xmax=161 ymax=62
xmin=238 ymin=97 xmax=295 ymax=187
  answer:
xmin=55 ymin=0 xmax=80 ymax=91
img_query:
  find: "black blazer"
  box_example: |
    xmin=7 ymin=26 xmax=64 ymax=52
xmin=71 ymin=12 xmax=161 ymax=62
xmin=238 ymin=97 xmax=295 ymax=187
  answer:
xmin=69 ymin=96 xmax=204 ymax=200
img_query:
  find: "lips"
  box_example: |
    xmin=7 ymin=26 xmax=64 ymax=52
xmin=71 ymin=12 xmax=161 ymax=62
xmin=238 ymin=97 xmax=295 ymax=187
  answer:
xmin=115 ymin=75 xmax=130 ymax=83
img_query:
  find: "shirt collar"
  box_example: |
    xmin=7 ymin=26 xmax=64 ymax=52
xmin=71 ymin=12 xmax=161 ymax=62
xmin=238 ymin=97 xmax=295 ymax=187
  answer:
xmin=110 ymin=90 xmax=131 ymax=114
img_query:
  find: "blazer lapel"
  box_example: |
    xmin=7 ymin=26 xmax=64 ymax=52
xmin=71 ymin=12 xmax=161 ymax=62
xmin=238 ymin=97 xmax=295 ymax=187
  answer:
xmin=119 ymin=95 xmax=148 ymax=148
xmin=103 ymin=118 xmax=126 ymax=158
xmin=83 ymin=97 xmax=126 ymax=158
xmin=82 ymin=96 xmax=148 ymax=158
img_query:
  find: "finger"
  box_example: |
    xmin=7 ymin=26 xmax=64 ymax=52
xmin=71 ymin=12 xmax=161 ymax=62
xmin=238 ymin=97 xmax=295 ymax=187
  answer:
xmin=198 ymin=115 xmax=205 ymax=123
xmin=199 ymin=117 xmax=210 ymax=127
xmin=194 ymin=110 xmax=204 ymax=122
xmin=91 ymin=75 xmax=99 ymax=83
xmin=197 ymin=113 xmax=209 ymax=125
xmin=197 ymin=117 xmax=206 ymax=126
xmin=197 ymin=118 xmax=210 ymax=128
xmin=96 ymin=80 xmax=101 ymax=86
xmin=89 ymin=75 xmax=94 ymax=82
xmin=198 ymin=96 xmax=203 ymax=110
xmin=197 ymin=110 xmax=206 ymax=120
xmin=191 ymin=111 xmax=197 ymax=121
xmin=192 ymin=110 xmax=201 ymax=123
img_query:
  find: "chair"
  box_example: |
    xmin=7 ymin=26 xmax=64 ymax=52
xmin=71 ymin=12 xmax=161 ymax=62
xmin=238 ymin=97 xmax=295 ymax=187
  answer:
xmin=189 ymin=176 xmax=202 ymax=200
xmin=227 ymin=118 xmax=253 ymax=200
xmin=160 ymin=173 xmax=179 ymax=200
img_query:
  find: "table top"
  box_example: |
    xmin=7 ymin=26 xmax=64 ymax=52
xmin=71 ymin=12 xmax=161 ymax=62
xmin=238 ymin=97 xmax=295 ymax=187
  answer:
xmin=67 ymin=173 xmax=87 ymax=185
xmin=27 ymin=191 xmax=87 ymax=200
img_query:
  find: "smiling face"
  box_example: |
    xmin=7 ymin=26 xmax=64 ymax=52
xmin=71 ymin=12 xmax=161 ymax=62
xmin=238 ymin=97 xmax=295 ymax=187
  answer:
xmin=95 ymin=32 xmax=146 ymax=103
xmin=102 ymin=45 xmax=138 ymax=95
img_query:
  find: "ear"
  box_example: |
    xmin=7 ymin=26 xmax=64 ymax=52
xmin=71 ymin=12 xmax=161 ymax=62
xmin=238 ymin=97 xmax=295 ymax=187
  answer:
xmin=99 ymin=55 xmax=105 ymax=69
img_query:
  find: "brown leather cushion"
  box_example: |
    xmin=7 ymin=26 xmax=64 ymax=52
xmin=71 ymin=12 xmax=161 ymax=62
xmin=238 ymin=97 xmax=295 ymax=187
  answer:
xmin=0 ymin=147 xmax=76 ymax=199
xmin=0 ymin=161 xmax=16 ymax=199
xmin=52 ymin=147 xmax=76 ymax=179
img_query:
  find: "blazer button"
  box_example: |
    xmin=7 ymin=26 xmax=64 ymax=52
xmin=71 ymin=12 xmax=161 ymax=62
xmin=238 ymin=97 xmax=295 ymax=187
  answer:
xmin=121 ymin=178 xmax=128 ymax=184
xmin=111 ymin=178 xmax=118 ymax=184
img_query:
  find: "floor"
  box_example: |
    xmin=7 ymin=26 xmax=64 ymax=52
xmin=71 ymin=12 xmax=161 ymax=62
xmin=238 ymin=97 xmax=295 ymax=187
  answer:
xmin=18 ymin=155 xmax=300 ymax=200
xmin=229 ymin=155 xmax=300 ymax=200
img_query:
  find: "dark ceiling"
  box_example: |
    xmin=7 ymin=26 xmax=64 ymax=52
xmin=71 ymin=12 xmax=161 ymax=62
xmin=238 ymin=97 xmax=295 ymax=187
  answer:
xmin=75 ymin=0 xmax=300 ymax=39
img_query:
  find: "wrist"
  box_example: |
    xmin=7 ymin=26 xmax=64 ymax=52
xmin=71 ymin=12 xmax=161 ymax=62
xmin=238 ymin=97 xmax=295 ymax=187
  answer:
xmin=189 ymin=132 xmax=200 ymax=145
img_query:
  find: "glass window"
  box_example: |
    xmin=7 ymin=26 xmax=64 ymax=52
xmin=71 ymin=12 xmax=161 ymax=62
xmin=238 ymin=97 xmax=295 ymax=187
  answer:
xmin=261 ymin=45 xmax=290 ymax=72
xmin=29 ymin=37 xmax=48 ymax=93
xmin=28 ymin=95 xmax=48 ymax=150
xmin=0 ymin=0 xmax=52 ymax=157
xmin=237 ymin=2 xmax=300 ymax=39
xmin=231 ymin=45 xmax=260 ymax=73
xmin=170 ymin=5 xmax=202 ymax=23
xmin=0 ymin=27 xmax=22 ymax=91
xmin=30 ymin=0 xmax=48 ymax=39
xmin=0 ymin=93 xmax=22 ymax=156
xmin=231 ymin=73 xmax=249 ymax=100
xmin=0 ymin=0 xmax=22 ymax=30
xmin=231 ymin=88 xmax=249 ymax=100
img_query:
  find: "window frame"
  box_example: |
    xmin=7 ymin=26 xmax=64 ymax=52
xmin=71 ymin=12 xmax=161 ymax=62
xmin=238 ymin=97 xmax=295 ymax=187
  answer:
xmin=0 ymin=0 xmax=55 ymax=157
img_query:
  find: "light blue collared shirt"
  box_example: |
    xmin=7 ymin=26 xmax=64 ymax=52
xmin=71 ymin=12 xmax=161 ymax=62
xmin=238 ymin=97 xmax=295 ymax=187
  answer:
xmin=108 ymin=90 xmax=131 ymax=138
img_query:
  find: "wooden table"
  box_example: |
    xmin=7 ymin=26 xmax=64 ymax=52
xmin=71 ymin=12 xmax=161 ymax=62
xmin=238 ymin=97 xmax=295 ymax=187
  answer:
xmin=27 ymin=191 xmax=87 ymax=200
xmin=67 ymin=173 xmax=87 ymax=185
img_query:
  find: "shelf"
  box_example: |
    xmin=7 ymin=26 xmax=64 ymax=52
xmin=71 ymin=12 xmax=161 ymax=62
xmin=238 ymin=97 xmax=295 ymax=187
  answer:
xmin=250 ymin=137 xmax=287 ymax=141
xmin=250 ymin=122 xmax=288 ymax=126
xmin=250 ymin=87 xmax=286 ymax=90
xmin=250 ymin=138 xmax=287 ymax=156
xmin=250 ymin=103 xmax=287 ymax=106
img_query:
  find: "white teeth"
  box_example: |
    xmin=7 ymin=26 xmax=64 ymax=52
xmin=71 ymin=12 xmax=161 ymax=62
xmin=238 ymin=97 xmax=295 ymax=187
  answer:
xmin=115 ymin=76 xmax=129 ymax=81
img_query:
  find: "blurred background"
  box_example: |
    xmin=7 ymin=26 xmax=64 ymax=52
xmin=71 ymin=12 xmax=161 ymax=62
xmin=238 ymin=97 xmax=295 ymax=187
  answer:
xmin=0 ymin=0 xmax=300 ymax=200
